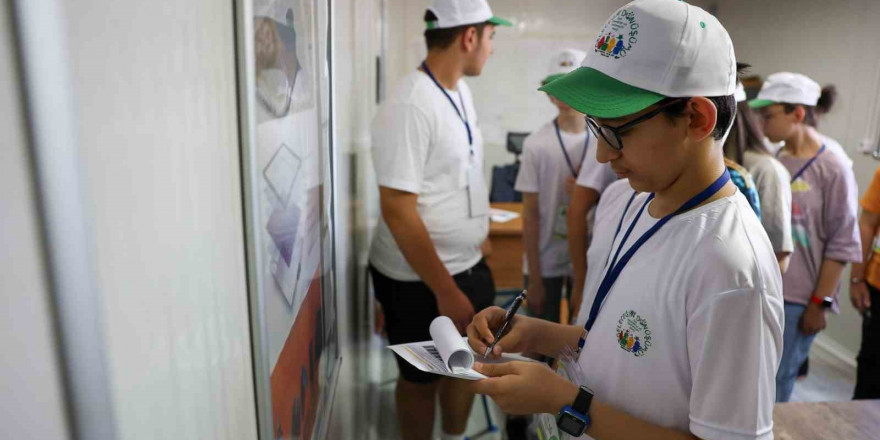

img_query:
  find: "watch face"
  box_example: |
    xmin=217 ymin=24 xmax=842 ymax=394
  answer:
xmin=559 ymin=413 xmax=587 ymax=436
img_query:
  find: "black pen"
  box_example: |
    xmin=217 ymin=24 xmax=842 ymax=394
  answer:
xmin=484 ymin=290 xmax=527 ymax=357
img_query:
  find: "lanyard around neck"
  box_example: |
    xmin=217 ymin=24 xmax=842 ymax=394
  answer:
xmin=577 ymin=170 xmax=732 ymax=352
xmin=554 ymin=119 xmax=590 ymax=178
xmin=421 ymin=61 xmax=473 ymax=148
xmin=787 ymin=144 xmax=826 ymax=183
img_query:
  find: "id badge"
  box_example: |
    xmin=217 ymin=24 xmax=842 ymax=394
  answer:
xmin=531 ymin=345 xmax=586 ymax=440
xmin=553 ymin=203 xmax=569 ymax=239
xmin=467 ymin=159 xmax=489 ymax=218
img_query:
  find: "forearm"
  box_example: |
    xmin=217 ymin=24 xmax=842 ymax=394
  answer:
xmin=525 ymin=318 xmax=583 ymax=358
xmin=852 ymin=215 xmax=876 ymax=279
xmin=384 ymin=208 xmax=458 ymax=296
xmin=523 ymin=202 xmax=543 ymax=280
xmin=542 ymin=383 xmax=697 ymax=440
xmin=775 ymin=252 xmax=791 ymax=274
xmin=567 ymin=196 xmax=589 ymax=291
xmin=814 ymin=259 xmax=847 ymax=299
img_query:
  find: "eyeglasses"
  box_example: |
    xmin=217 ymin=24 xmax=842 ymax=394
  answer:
xmin=585 ymin=98 xmax=687 ymax=151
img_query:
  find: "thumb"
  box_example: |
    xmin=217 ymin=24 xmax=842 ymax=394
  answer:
xmin=474 ymin=361 xmax=518 ymax=377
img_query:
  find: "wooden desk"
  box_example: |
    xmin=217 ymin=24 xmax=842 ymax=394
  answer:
xmin=773 ymin=400 xmax=880 ymax=440
xmin=486 ymin=202 xmax=524 ymax=290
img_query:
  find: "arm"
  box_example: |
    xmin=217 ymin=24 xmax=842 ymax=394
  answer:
xmin=775 ymin=253 xmax=791 ymax=273
xmin=522 ymin=192 xmax=546 ymax=313
xmin=851 ymin=211 xmax=880 ymax=312
xmin=379 ymin=186 xmax=474 ymax=331
xmin=801 ymin=259 xmax=846 ymax=334
xmin=567 ymin=185 xmax=600 ymax=316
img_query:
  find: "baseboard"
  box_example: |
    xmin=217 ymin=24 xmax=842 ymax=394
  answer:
xmin=812 ymin=334 xmax=857 ymax=370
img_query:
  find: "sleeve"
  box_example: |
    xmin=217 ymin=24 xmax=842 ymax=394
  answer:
xmin=860 ymin=166 xmax=880 ymax=214
xmin=824 ymin=166 xmax=863 ymax=263
xmin=513 ymin=135 xmax=540 ymax=193
xmin=370 ymin=101 xmax=431 ymax=193
xmin=575 ymin=136 xmax=616 ymax=193
xmin=754 ymin=161 xmax=793 ymax=254
xmin=687 ymin=288 xmax=783 ymax=440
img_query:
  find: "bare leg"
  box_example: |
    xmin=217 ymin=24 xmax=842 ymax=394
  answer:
xmin=396 ymin=377 xmax=439 ymax=440
xmin=438 ymin=377 xmax=475 ymax=435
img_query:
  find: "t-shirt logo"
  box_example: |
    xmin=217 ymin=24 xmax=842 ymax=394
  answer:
xmin=594 ymin=9 xmax=638 ymax=59
xmin=791 ymin=179 xmax=811 ymax=193
xmin=616 ymin=310 xmax=652 ymax=357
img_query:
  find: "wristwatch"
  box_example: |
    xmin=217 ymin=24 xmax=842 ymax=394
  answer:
xmin=810 ymin=295 xmax=834 ymax=309
xmin=556 ymin=385 xmax=593 ymax=436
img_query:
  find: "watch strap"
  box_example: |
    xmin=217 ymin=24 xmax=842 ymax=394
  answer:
xmin=572 ymin=386 xmax=594 ymax=415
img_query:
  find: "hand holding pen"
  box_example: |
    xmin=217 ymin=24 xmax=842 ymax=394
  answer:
xmin=466 ymin=290 xmax=529 ymax=358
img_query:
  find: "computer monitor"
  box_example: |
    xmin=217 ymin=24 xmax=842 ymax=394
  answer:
xmin=506 ymin=132 xmax=529 ymax=156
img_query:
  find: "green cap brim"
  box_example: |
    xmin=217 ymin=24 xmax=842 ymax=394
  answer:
xmin=748 ymin=99 xmax=775 ymax=109
xmin=538 ymin=67 xmax=666 ymax=119
xmin=542 ymin=73 xmax=565 ymax=86
xmin=488 ymin=16 xmax=513 ymax=27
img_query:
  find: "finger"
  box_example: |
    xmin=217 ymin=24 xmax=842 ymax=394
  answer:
xmin=866 ymin=295 xmax=872 ymax=309
xmin=474 ymin=360 xmax=519 ymax=377
xmin=467 ymin=323 xmax=489 ymax=354
xmin=476 ymin=311 xmax=498 ymax=344
xmin=470 ymin=376 xmax=504 ymax=396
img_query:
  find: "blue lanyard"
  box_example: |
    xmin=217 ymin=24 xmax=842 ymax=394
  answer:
xmin=420 ymin=61 xmax=473 ymax=148
xmin=553 ymin=120 xmax=590 ymax=178
xmin=577 ymin=170 xmax=732 ymax=351
xmin=788 ymin=144 xmax=826 ymax=183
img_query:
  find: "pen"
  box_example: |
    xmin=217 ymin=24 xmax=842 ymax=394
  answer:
xmin=484 ymin=290 xmax=527 ymax=358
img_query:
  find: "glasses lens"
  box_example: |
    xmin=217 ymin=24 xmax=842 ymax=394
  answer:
xmin=586 ymin=117 xmax=623 ymax=150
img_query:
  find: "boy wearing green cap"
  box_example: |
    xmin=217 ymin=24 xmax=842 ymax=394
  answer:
xmin=466 ymin=1 xmax=783 ymax=439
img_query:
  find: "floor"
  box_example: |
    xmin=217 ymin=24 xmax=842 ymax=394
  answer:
xmin=789 ymin=344 xmax=857 ymax=403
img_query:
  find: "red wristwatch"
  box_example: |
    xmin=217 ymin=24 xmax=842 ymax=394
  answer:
xmin=810 ymin=296 xmax=834 ymax=309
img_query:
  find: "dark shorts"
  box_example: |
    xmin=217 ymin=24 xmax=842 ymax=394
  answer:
xmin=371 ymin=259 xmax=496 ymax=383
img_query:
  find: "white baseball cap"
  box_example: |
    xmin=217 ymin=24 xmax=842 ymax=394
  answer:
xmin=540 ymin=0 xmax=736 ymax=119
xmin=734 ymin=82 xmax=747 ymax=103
xmin=748 ymin=72 xmax=820 ymax=109
xmin=543 ymin=49 xmax=587 ymax=85
xmin=426 ymin=0 xmax=512 ymax=30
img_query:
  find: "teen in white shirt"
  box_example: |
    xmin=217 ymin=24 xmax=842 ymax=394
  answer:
xmin=466 ymin=1 xmax=784 ymax=439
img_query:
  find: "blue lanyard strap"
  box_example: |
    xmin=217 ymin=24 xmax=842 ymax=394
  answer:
xmin=553 ymin=120 xmax=590 ymax=178
xmin=420 ymin=61 xmax=473 ymax=147
xmin=789 ymin=144 xmax=826 ymax=183
xmin=578 ymin=169 xmax=732 ymax=351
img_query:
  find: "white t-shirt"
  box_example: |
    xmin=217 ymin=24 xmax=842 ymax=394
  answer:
xmin=514 ymin=121 xmax=593 ymax=277
xmin=574 ymin=179 xmax=784 ymax=440
xmin=369 ymin=70 xmax=489 ymax=281
xmin=818 ymin=133 xmax=853 ymax=168
xmin=575 ymin=141 xmax=617 ymax=194
xmin=743 ymin=150 xmax=794 ymax=254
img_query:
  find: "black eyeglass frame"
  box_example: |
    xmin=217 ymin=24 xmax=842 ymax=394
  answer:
xmin=585 ymin=98 xmax=689 ymax=151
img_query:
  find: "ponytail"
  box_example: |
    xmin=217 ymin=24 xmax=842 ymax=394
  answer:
xmin=816 ymin=85 xmax=837 ymax=115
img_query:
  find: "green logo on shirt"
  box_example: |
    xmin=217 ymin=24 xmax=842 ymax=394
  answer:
xmin=616 ymin=310 xmax=651 ymax=357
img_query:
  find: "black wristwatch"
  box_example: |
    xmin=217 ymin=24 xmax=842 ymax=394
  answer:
xmin=556 ymin=385 xmax=593 ymax=436
xmin=810 ymin=295 xmax=834 ymax=309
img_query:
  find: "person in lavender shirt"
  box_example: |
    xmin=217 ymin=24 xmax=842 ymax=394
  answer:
xmin=750 ymin=72 xmax=863 ymax=402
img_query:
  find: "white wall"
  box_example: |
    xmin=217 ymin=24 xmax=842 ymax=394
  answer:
xmin=60 ymin=1 xmax=258 ymax=438
xmin=713 ymin=0 xmax=880 ymax=357
xmin=0 ymin=1 xmax=71 ymax=438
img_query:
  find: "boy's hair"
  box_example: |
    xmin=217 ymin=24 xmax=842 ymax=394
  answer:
xmin=423 ymin=10 xmax=490 ymax=50
xmin=660 ymin=63 xmax=751 ymax=140
xmin=782 ymin=85 xmax=836 ymax=127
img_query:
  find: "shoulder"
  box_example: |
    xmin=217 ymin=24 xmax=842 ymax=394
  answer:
xmin=675 ymin=194 xmax=779 ymax=291
xmin=522 ymin=122 xmax=554 ymax=150
xmin=745 ymin=151 xmax=791 ymax=184
xmin=595 ymin=179 xmax=633 ymax=216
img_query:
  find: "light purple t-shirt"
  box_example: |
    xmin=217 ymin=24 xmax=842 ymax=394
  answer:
xmin=777 ymin=147 xmax=862 ymax=308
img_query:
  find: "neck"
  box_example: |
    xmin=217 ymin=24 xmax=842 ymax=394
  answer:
xmin=423 ymin=52 xmax=464 ymax=90
xmin=648 ymin=142 xmax=734 ymax=218
xmin=556 ymin=111 xmax=586 ymax=134
xmin=784 ymin=126 xmax=822 ymax=158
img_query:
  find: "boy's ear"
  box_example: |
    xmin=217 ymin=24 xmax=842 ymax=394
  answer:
xmin=685 ymin=97 xmax=718 ymax=142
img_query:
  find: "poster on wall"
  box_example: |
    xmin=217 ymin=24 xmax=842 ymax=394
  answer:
xmin=238 ymin=0 xmax=339 ymax=438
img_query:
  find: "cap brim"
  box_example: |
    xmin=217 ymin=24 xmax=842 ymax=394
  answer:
xmin=488 ymin=16 xmax=513 ymax=27
xmin=748 ymin=99 xmax=775 ymax=109
xmin=538 ymin=67 xmax=666 ymax=119
xmin=542 ymin=73 xmax=565 ymax=86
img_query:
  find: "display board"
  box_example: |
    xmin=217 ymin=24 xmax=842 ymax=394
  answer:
xmin=236 ymin=0 xmax=339 ymax=438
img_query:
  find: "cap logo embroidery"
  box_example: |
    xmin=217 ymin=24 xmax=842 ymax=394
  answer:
xmin=595 ymin=9 xmax=638 ymax=59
